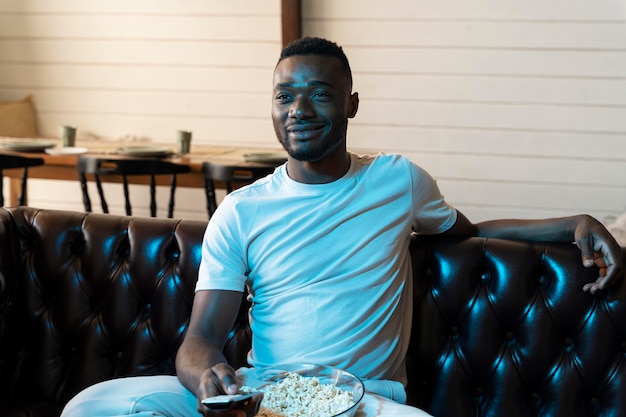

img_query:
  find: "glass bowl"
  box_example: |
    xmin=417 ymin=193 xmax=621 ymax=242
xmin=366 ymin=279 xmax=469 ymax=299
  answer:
xmin=237 ymin=363 xmax=365 ymax=417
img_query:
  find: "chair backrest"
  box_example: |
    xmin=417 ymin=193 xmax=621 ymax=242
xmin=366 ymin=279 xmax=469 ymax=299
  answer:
xmin=77 ymin=156 xmax=191 ymax=218
xmin=0 ymin=154 xmax=44 ymax=206
xmin=201 ymin=161 xmax=275 ymax=217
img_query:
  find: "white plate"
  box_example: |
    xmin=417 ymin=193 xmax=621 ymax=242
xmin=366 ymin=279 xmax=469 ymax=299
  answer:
xmin=243 ymin=152 xmax=287 ymax=165
xmin=0 ymin=140 xmax=56 ymax=152
xmin=45 ymin=146 xmax=88 ymax=155
xmin=116 ymin=146 xmax=173 ymax=157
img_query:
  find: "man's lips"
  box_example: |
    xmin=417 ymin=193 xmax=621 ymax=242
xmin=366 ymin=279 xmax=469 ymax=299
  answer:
xmin=286 ymin=124 xmax=324 ymax=139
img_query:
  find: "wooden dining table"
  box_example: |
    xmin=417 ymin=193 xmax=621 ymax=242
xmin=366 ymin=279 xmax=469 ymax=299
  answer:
xmin=0 ymin=137 xmax=287 ymax=206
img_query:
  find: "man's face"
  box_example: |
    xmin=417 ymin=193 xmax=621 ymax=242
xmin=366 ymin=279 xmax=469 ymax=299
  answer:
xmin=272 ymin=54 xmax=358 ymax=162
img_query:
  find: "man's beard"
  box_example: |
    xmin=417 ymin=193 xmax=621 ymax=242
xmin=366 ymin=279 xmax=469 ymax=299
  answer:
xmin=277 ymin=123 xmax=348 ymax=162
xmin=284 ymin=144 xmax=326 ymax=162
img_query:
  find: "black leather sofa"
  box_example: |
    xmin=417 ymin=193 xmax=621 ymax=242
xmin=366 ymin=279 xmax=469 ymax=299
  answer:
xmin=0 ymin=207 xmax=624 ymax=417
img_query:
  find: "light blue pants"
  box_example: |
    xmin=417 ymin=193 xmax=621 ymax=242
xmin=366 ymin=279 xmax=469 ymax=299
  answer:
xmin=60 ymin=375 xmax=433 ymax=417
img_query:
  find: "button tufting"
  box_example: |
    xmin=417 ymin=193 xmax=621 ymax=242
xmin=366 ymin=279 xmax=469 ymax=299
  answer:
xmin=69 ymin=231 xmax=85 ymax=255
xmin=89 ymin=300 xmax=101 ymax=314
xmin=564 ymin=337 xmax=573 ymax=347
xmin=159 ymin=357 xmax=174 ymax=373
xmin=505 ymin=331 xmax=514 ymax=341
xmin=481 ymin=271 xmax=491 ymax=283
xmin=589 ymin=397 xmax=599 ymax=407
xmin=475 ymin=386 xmax=483 ymax=396
xmin=116 ymin=351 xmax=124 ymax=360
xmin=451 ymin=326 xmax=459 ymax=337
xmin=530 ymin=392 xmax=540 ymax=403
xmin=538 ymin=275 xmax=548 ymax=286
xmin=142 ymin=303 xmax=152 ymax=320
xmin=117 ymin=234 xmax=131 ymax=259
xmin=44 ymin=295 xmax=55 ymax=310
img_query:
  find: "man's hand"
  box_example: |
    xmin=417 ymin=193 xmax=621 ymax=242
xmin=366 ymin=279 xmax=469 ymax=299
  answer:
xmin=574 ymin=215 xmax=624 ymax=293
xmin=196 ymin=363 xmax=263 ymax=417
xmin=473 ymin=212 xmax=624 ymax=294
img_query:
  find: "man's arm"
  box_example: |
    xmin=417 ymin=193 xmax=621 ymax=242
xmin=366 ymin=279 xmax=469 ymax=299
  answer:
xmin=175 ymin=289 xmax=244 ymax=411
xmin=442 ymin=210 xmax=623 ymax=293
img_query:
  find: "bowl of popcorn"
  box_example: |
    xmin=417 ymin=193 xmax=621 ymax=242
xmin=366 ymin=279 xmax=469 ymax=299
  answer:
xmin=237 ymin=363 xmax=365 ymax=417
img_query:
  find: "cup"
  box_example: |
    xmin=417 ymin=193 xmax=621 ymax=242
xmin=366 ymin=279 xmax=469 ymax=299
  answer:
xmin=177 ymin=130 xmax=192 ymax=154
xmin=60 ymin=125 xmax=77 ymax=147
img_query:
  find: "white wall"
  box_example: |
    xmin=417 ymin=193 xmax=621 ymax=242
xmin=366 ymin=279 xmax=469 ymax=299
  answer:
xmin=1 ymin=0 xmax=625 ymax=223
xmin=0 ymin=0 xmax=282 ymax=219
xmin=302 ymin=0 xmax=626 ymax=223
xmin=0 ymin=1 xmax=281 ymax=145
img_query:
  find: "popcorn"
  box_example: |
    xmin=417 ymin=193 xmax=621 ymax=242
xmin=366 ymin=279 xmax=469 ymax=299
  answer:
xmin=242 ymin=371 xmax=355 ymax=417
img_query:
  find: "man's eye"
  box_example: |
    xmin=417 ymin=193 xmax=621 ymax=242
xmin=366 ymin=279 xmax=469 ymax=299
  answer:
xmin=275 ymin=93 xmax=292 ymax=101
xmin=313 ymin=92 xmax=332 ymax=99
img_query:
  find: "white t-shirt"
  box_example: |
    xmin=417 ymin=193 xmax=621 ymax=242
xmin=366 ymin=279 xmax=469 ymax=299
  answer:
xmin=196 ymin=152 xmax=456 ymax=386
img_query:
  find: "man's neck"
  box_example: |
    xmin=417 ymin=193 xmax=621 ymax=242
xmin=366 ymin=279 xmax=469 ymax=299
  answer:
xmin=286 ymin=151 xmax=351 ymax=184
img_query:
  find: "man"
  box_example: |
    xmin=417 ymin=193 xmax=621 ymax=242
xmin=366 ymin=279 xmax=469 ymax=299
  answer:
xmin=62 ymin=37 xmax=622 ymax=417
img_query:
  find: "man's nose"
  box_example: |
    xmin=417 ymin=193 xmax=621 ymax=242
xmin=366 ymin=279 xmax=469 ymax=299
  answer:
xmin=289 ymin=96 xmax=314 ymax=118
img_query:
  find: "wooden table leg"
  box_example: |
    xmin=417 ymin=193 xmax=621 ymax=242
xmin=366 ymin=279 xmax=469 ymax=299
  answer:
xmin=9 ymin=177 xmax=22 ymax=206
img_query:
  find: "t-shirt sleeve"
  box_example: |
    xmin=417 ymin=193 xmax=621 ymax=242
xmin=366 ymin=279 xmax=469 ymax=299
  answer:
xmin=409 ymin=162 xmax=457 ymax=234
xmin=195 ymin=198 xmax=248 ymax=292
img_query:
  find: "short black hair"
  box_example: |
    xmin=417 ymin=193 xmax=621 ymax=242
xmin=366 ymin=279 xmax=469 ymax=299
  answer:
xmin=278 ymin=36 xmax=353 ymax=87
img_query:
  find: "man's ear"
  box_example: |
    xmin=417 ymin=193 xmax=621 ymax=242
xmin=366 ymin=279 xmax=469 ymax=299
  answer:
xmin=347 ymin=92 xmax=359 ymax=118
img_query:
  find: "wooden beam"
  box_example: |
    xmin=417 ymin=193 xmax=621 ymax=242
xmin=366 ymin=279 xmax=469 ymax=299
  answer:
xmin=281 ymin=0 xmax=301 ymax=47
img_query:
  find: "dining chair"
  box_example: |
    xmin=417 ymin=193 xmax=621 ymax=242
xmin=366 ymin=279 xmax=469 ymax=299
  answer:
xmin=201 ymin=161 xmax=276 ymax=217
xmin=0 ymin=154 xmax=45 ymax=206
xmin=77 ymin=156 xmax=191 ymax=218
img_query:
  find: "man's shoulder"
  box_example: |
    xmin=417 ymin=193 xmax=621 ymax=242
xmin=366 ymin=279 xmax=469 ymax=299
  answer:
xmin=352 ymin=151 xmax=413 ymax=171
xmin=237 ymin=175 xmax=277 ymax=195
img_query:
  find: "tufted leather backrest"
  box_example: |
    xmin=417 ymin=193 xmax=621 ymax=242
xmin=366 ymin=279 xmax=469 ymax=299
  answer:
xmin=407 ymin=235 xmax=626 ymax=417
xmin=0 ymin=207 xmax=624 ymax=417
xmin=0 ymin=207 xmax=250 ymax=417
